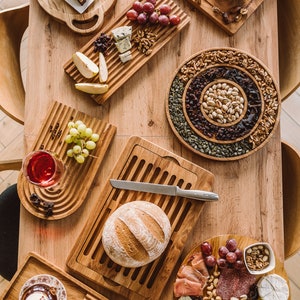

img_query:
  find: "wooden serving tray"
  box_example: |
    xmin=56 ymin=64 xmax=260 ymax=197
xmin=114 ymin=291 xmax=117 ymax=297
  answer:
xmin=66 ymin=136 xmax=215 ymax=300
xmin=176 ymin=234 xmax=290 ymax=299
xmin=17 ymin=100 xmax=116 ymax=220
xmin=64 ymin=0 xmax=190 ymax=104
xmin=37 ymin=0 xmax=116 ymax=35
xmin=1 ymin=252 xmax=109 ymax=299
xmin=185 ymin=0 xmax=264 ymax=35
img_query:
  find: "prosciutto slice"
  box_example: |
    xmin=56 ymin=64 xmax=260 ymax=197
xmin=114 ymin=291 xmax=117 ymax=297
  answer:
xmin=189 ymin=252 xmax=210 ymax=278
xmin=173 ymin=278 xmax=205 ymax=297
xmin=177 ymin=265 xmax=208 ymax=285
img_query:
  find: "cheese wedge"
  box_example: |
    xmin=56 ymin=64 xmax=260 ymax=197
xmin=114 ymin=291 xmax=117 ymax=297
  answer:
xmin=72 ymin=52 xmax=99 ymax=79
xmin=111 ymin=26 xmax=132 ymax=41
xmin=75 ymin=83 xmax=108 ymax=94
xmin=257 ymin=274 xmax=289 ymax=300
xmin=99 ymin=52 xmax=108 ymax=83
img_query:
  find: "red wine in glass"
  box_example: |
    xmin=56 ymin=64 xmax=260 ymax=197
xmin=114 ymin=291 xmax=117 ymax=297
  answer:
xmin=23 ymin=150 xmax=65 ymax=188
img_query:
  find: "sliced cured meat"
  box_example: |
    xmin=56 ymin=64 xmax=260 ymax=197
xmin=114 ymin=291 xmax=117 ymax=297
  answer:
xmin=216 ymin=267 xmax=256 ymax=300
xmin=173 ymin=278 xmax=205 ymax=297
xmin=188 ymin=252 xmax=209 ymax=278
xmin=177 ymin=265 xmax=208 ymax=285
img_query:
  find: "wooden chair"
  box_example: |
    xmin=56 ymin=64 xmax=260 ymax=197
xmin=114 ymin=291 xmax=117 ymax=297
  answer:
xmin=0 ymin=4 xmax=29 ymax=124
xmin=277 ymin=0 xmax=300 ymax=101
xmin=281 ymin=141 xmax=300 ymax=259
xmin=0 ymin=159 xmax=22 ymax=172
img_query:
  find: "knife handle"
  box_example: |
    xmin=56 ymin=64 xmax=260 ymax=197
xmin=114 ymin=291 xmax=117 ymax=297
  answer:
xmin=176 ymin=187 xmax=219 ymax=201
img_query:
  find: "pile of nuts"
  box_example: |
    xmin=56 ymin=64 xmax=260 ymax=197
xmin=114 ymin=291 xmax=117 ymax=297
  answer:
xmin=245 ymin=244 xmax=270 ymax=271
xmin=201 ymin=82 xmax=245 ymax=125
xmin=203 ymin=269 xmax=221 ymax=300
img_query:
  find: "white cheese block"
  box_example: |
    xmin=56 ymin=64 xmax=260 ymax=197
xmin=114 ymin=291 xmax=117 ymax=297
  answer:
xmin=119 ymin=51 xmax=132 ymax=63
xmin=111 ymin=25 xmax=132 ymax=41
xmin=115 ymin=36 xmax=132 ymax=54
xmin=257 ymin=274 xmax=289 ymax=300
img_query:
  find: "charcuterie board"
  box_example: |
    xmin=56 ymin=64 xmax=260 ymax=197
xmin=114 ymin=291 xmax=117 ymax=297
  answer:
xmin=64 ymin=0 xmax=190 ymax=104
xmin=1 ymin=252 xmax=109 ymax=299
xmin=37 ymin=0 xmax=116 ymax=35
xmin=66 ymin=136 xmax=216 ymax=300
xmin=17 ymin=100 xmax=116 ymax=220
xmin=185 ymin=0 xmax=264 ymax=35
xmin=174 ymin=234 xmax=290 ymax=299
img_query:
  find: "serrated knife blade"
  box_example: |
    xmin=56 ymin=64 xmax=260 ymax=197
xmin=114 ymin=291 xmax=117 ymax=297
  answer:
xmin=110 ymin=179 xmax=219 ymax=202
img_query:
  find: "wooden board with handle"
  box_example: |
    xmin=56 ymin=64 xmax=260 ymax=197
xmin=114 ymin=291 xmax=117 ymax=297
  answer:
xmin=66 ymin=136 xmax=216 ymax=299
xmin=1 ymin=252 xmax=109 ymax=299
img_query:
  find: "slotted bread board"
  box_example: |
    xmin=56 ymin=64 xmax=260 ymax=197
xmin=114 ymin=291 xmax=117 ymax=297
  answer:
xmin=17 ymin=100 xmax=116 ymax=220
xmin=1 ymin=252 xmax=109 ymax=299
xmin=67 ymin=136 xmax=215 ymax=300
xmin=37 ymin=0 xmax=116 ymax=35
xmin=185 ymin=0 xmax=264 ymax=35
xmin=64 ymin=0 xmax=190 ymax=104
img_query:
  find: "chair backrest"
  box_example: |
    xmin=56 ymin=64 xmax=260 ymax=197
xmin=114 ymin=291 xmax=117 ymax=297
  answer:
xmin=281 ymin=141 xmax=300 ymax=259
xmin=0 ymin=4 xmax=29 ymax=124
xmin=277 ymin=0 xmax=300 ymax=101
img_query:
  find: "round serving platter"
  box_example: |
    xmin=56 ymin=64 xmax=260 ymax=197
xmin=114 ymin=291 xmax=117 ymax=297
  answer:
xmin=166 ymin=48 xmax=281 ymax=161
xmin=174 ymin=234 xmax=290 ymax=299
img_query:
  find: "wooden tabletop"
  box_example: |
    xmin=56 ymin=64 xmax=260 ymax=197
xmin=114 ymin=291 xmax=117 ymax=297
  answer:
xmin=19 ymin=0 xmax=283 ymax=298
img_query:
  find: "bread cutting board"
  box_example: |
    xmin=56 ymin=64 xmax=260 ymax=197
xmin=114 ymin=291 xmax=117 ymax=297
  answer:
xmin=66 ymin=136 xmax=216 ymax=300
xmin=37 ymin=0 xmax=116 ymax=35
xmin=1 ymin=252 xmax=109 ymax=299
xmin=17 ymin=100 xmax=116 ymax=220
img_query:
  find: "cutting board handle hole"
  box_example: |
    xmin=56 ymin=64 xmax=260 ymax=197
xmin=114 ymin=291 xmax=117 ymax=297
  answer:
xmin=162 ymin=155 xmax=180 ymax=166
xmin=72 ymin=15 xmax=99 ymax=30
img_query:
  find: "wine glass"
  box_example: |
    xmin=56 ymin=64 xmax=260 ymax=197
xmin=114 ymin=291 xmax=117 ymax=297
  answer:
xmin=22 ymin=150 xmax=65 ymax=188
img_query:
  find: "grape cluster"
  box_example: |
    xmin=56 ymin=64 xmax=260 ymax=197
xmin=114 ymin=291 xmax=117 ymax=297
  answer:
xmin=126 ymin=1 xmax=181 ymax=26
xmin=65 ymin=120 xmax=99 ymax=164
xmin=201 ymin=238 xmax=245 ymax=270
xmin=93 ymin=33 xmax=112 ymax=53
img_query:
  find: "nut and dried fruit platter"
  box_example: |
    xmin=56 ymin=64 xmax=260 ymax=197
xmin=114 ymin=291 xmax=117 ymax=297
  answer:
xmin=64 ymin=0 xmax=190 ymax=104
xmin=166 ymin=47 xmax=280 ymax=161
xmin=174 ymin=234 xmax=290 ymax=300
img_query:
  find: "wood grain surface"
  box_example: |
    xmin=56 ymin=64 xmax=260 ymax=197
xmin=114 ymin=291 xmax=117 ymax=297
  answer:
xmin=16 ymin=0 xmax=284 ymax=299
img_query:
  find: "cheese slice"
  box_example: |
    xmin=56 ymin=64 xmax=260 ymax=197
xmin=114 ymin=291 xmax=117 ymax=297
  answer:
xmin=115 ymin=36 xmax=132 ymax=54
xmin=111 ymin=26 xmax=132 ymax=41
xmin=119 ymin=51 xmax=132 ymax=63
xmin=257 ymin=274 xmax=289 ymax=300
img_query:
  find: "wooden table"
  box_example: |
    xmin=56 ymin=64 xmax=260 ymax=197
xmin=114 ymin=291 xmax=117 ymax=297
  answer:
xmin=19 ymin=0 xmax=283 ymax=298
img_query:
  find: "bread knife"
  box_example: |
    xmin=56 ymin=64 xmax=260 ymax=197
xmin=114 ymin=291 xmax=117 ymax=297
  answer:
xmin=110 ymin=179 xmax=219 ymax=201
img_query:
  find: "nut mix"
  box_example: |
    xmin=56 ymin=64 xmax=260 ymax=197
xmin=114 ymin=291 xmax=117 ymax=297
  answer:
xmin=245 ymin=244 xmax=270 ymax=271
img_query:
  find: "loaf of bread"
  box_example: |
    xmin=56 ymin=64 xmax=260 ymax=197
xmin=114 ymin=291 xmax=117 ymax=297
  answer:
xmin=102 ymin=200 xmax=171 ymax=268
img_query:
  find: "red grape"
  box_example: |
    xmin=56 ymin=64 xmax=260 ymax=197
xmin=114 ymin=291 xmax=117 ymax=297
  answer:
xmin=137 ymin=13 xmax=148 ymax=24
xmin=234 ymin=260 xmax=245 ymax=269
xmin=218 ymin=245 xmax=229 ymax=258
xmin=235 ymin=248 xmax=243 ymax=260
xmin=143 ymin=2 xmax=155 ymax=14
xmin=226 ymin=251 xmax=237 ymax=264
xmin=204 ymin=255 xmax=217 ymax=267
xmin=200 ymin=241 xmax=212 ymax=256
xmin=132 ymin=1 xmax=144 ymax=13
xmin=158 ymin=14 xmax=170 ymax=26
xmin=126 ymin=9 xmax=138 ymax=21
xmin=169 ymin=14 xmax=181 ymax=25
xmin=217 ymin=258 xmax=228 ymax=268
xmin=147 ymin=0 xmax=156 ymax=4
xmin=226 ymin=239 xmax=237 ymax=252
xmin=149 ymin=11 xmax=159 ymax=24
xmin=159 ymin=4 xmax=172 ymax=15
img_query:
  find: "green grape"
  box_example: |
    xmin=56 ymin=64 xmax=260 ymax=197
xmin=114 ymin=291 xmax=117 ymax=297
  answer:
xmin=86 ymin=140 xmax=96 ymax=150
xmin=70 ymin=128 xmax=79 ymax=136
xmin=75 ymin=154 xmax=85 ymax=164
xmin=75 ymin=120 xmax=83 ymax=127
xmin=85 ymin=128 xmax=93 ymax=137
xmin=67 ymin=149 xmax=74 ymax=157
xmin=65 ymin=134 xmax=73 ymax=143
xmin=68 ymin=121 xmax=75 ymax=128
xmin=77 ymin=123 xmax=87 ymax=134
xmin=73 ymin=145 xmax=82 ymax=154
xmin=91 ymin=133 xmax=99 ymax=142
xmin=82 ymin=149 xmax=89 ymax=157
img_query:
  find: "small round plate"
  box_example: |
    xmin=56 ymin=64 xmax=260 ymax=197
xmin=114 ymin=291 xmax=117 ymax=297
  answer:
xmin=19 ymin=274 xmax=67 ymax=300
xmin=166 ymin=47 xmax=281 ymax=161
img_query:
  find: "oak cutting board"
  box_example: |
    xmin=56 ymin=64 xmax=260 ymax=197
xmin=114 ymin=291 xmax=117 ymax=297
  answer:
xmin=1 ymin=252 xmax=109 ymax=299
xmin=66 ymin=136 xmax=216 ymax=300
xmin=17 ymin=100 xmax=116 ymax=220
